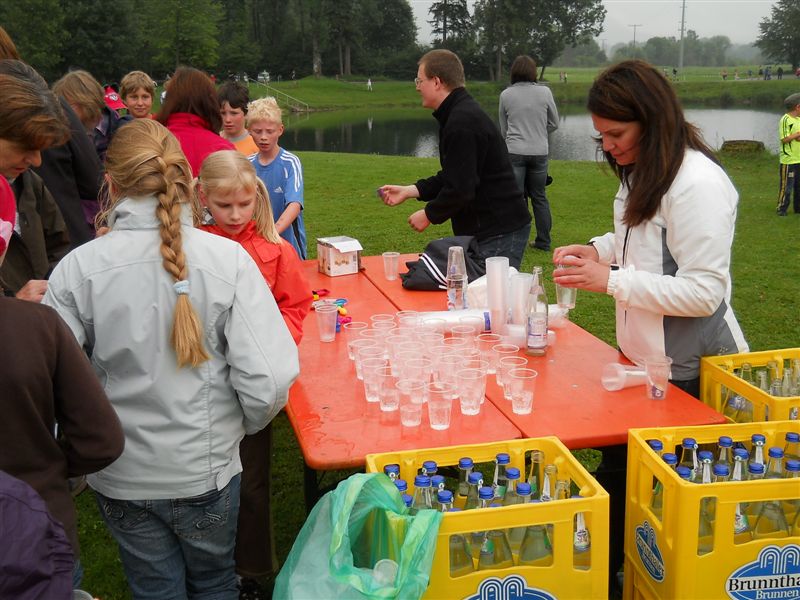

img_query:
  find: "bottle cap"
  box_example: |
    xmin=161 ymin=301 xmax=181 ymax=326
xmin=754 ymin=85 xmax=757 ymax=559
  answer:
xmin=713 ymin=464 xmax=730 ymax=477
xmin=402 ymin=493 xmax=413 ymax=507
xmin=384 ymin=464 xmax=400 ymax=477
xmin=496 ymin=453 xmax=510 ymax=464
xmin=698 ymin=450 xmax=713 ymax=462
xmin=682 ymin=437 xmax=697 ymax=449
xmin=768 ymin=447 xmax=784 ymax=459
xmin=516 ymin=482 xmax=532 ymax=496
xmin=414 ymin=475 xmax=431 ymax=487
xmin=431 ymin=475 xmax=445 ymax=488
xmin=505 ymin=467 xmax=521 ymax=480
xmin=479 ymin=486 xmax=495 ymax=500
xmin=733 ymin=448 xmax=749 ymax=460
xmin=751 ymin=433 xmax=766 ymax=443
xmin=748 ymin=463 xmax=765 ymax=474
xmin=662 ymin=452 xmax=678 ymax=465
xmin=468 ymin=471 xmax=483 ymax=485
xmin=422 ymin=460 xmax=437 ymax=474
xmin=458 ymin=457 xmax=474 ymax=469
xmin=676 ymin=466 xmax=691 ymax=479
xmin=718 ymin=436 xmax=733 ymax=447
xmin=647 ymin=439 xmax=664 ymax=452
xmin=785 ymin=459 xmax=800 ymax=472
xmin=437 ymin=489 xmax=453 ymax=503
xmin=394 ymin=478 xmax=408 ymax=493
xmin=785 ymin=432 xmax=800 ymax=443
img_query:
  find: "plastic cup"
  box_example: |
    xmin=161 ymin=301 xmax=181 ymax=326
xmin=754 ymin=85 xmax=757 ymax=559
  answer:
xmin=459 ymin=314 xmax=486 ymax=336
xmin=382 ymin=251 xmax=400 ymax=281
xmin=645 ymin=356 xmax=673 ymax=400
xmin=355 ymin=344 xmax=384 ymax=380
xmin=342 ymin=321 xmax=369 ymax=359
xmin=491 ymin=343 xmax=520 ymax=381
xmin=498 ymin=356 xmax=528 ymax=398
xmin=370 ymin=313 xmax=396 ymax=324
xmin=477 ymin=333 xmax=503 ymax=374
xmin=397 ymin=379 xmax=426 ymax=404
xmin=426 ymin=382 xmax=455 ymax=430
xmin=554 ymin=263 xmax=577 ymax=309
xmin=362 ymin=357 xmax=389 ymax=402
xmin=377 ymin=367 xmax=400 ymax=412
xmin=601 ymin=363 xmax=648 ymax=391
xmin=507 ymin=367 xmax=538 ymax=415
xmin=456 ymin=368 xmax=484 ymax=415
xmin=400 ymin=402 xmax=422 ymax=426
xmin=315 ymin=304 xmax=339 ymax=342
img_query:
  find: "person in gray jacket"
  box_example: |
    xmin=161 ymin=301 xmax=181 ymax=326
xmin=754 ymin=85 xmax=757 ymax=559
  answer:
xmin=499 ymin=55 xmax=559 ymax=251
xmin=44 ymin=119 xmax=299 ymax=600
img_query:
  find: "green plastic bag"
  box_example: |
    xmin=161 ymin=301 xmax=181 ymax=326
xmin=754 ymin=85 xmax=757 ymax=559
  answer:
xmin=274 ymin=473 xmax=442 ymax=599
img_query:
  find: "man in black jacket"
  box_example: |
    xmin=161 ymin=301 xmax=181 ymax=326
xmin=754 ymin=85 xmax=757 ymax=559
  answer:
xmin=379 ymin=49 xmax=531 ymax=269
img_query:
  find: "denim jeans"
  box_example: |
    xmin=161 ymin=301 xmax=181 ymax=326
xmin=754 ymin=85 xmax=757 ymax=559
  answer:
xmin=96 ymin=475 xmax=241 ymax=600
xmin=476 ymin=222 xmax=532 ymax=270
xmin=509 ymin=153 xmax=552 ymax=249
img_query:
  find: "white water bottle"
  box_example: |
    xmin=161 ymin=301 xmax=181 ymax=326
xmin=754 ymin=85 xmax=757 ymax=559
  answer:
xmin=526 ymin=266 xmax=548 ymax=356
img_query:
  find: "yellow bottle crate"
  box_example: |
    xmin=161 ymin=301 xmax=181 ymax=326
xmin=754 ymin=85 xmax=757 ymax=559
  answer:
xmin=366 ymin=437 xmax=609 ymax=600
xmin=700 ymin=348 xmax=800 ymax=422
xmin=624 ymin=421 xmax=800 ymax=600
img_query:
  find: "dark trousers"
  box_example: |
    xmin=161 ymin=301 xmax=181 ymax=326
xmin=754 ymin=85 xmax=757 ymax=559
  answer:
xmin=235 ymin=423 xmax=278 ymax=579
xmin=509 ymin=153 xmax=552 ymax=250
xmin=776 ymin=162 xmax=800 ymax=214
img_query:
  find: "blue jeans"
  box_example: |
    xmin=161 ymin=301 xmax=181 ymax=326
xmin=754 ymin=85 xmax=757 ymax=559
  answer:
xmin=96 ymin=475 xmax=241 ymax=600
xmin=476 ymin=222 xmax=532 ymax=270
xmin=509 ymin=153 xmax=552 ymax=249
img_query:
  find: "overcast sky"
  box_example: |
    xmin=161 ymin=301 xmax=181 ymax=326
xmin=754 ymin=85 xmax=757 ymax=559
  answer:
xmin=410 ymin=0 xmax=775 ymax=49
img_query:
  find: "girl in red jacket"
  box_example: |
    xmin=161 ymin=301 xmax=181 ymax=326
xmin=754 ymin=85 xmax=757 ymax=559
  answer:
xmin=194 ymin=149 xmax=311 ymax=597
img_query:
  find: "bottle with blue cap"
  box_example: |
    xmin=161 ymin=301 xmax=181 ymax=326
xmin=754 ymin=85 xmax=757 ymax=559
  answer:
xmin=692 ymin=450 xmax=714 ymax=484
xmin=465 ymin=471 xmax=483 ymax=510
xmin=723 ymin=362 xmax=754 ymax=422
xmin=675 ymin=465 xmax=692 ymax=480
xmin=384 ymin=464 xmax=400 ymax=481
xmin=421 ymin=460 xmax=437 ymax=476
xmin=411 ymin=475 xmax=432 ymax=514
xmin=572 ymin=495 xmax=591 ymax=570
xmin=471 ymin=487 xmax=497 ymax=559
xmin=783 ymin=460 xmax=800 ymax=533
xmin=650 ymin=453 xmax=679 ymax=519
xmin=783 ymin=432 xmax=800 ymax=462
xmin=502 ymin=467 xmax=524 ymax=508
xmin=493 ymin=452 xmax=511 ymax=500
xmin=431 ymin=474 xmax=446 ymax=492
xmin=474 ymin=487 xmax=514 ymax=570
xmin=752 ymin=494 xmax=790 ymax=540
xmin=732 ymin=453 xmax=753 ymax=544
xmin=744 ymin=463 xmax=766 ymax=519
xmin=526 ymin=450 xmax=544 ymax=500
xmin=507 ymin=482 xmax=531 ymax=553
xmin=437 ymin=489 xmax=454 ymax=512
xmin=679 ymin=438 xmax=699 ymax=480
xmin=765 ymin=447 xmax=784 ymax=479
xmin=457 ymin=457 xmax=474 ymax=497
xmin=402 ymin=493 xmax=413 ymax=509
xmin=647 ymin=439 xmax=664 ymax=455
xmin=749 ymin=434 xmax=766 ymax=469
xmin=715 ymin=436 xmax=733 ymax=471
xmin=696 ymin=453 xmax=717 ymax=555
xmin=441 ymin=490 xmax=475 ymax=577
xmin=394 ymin=478 xmax=408 ymax=494
xmin=518 ymin=500 xmax=553 ymax=567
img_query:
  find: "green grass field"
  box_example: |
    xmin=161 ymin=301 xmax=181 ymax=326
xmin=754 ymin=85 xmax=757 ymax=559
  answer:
xmin=75 ymin=146 xmax=796 ymax=598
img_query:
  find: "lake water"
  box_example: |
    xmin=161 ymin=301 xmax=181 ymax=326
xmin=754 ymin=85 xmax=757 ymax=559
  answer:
xmin=284 ymin=107 xmax=782 ymax=161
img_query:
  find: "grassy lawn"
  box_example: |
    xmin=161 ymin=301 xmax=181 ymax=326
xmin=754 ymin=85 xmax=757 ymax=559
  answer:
xmin=76 ymin=146 xmax=795 ymax=598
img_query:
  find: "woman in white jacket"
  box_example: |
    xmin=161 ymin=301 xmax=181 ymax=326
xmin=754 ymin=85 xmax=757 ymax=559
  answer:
xmin=43 ymin=119 xmax=299 ymax=599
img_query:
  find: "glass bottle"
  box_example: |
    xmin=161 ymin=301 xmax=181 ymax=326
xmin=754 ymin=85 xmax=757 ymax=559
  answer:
xmin=752 ymin=499 xmax=790 ymax=540
xmin=431 ymin=474 xmax=446 ymax=492
xmin=765 ymin=447 xmax=784 ymax=479
xmin=693 ymin=450 xmax=714 ymax=484
xmin=502 ymin=467 xmax=523 ymax=507
xmin=457 ymin=457 xmax=474 ymax=497
xmin=555 ymin=479 xmax=570 ymax=501
xmin=784 ymin=432 xmax=800 ymax=462
xmin=679 ymin=437 xmax=699 ymax=481
xmin=507 ymin=482 xmax=531 ymax=553
xmin=781 ymin=459 xmax=800 ymax=520
xmin=411 ymin=475 xmax=432 ymax=514
xmin=443 ymin=497 xmax=475 ymax=578
xmin=526 ymin=266 xmax=548 ymax=356
xmin=696 ymin=453 xmax=715 ymax=555
xmin=394 ymin=478 xmax=408 ymax=495
xmin=446 ymin=245 xmax=468 ymax=311
xmin=464 ymin=471 xmax=484 ymax=510
xmin=421 ymin=460 xmax=437 ymax=476
xmin=675 ymin=465 xmax=692 ymax=481
xmin=518 ymin=500 xmax=554 ymax=567
xmin=572 ymin=495 xmax=591 ymax=570
xmin=437 ymin=489 xmax=454 ymax=512
xmin=527 ymin=450 xmax=545 ymax=500
xmin=478 ymin=509 xmax=515 ymax=571
xmin=647 ymin=439 xmax=664 ymax=455
xmin=715 ymin=436 xmax=733 ymax=471
xmin=744 ymin=463 xmax=765 ymax=519
xmin=493 ymin=453 xmax=511 ymax=500
xmin=384 ymin=464 xmax=400 ymax=481
xmin=650 ymin=453 xmax=678 ymax=519
xmin=723 ymin=363 xmax=754 ymax=422
xmin=732 ymin=452 xmax=753 ymax=543
xmin=540 ymin=464 xmax=557 ymax=502
xmin=402 ymin=493 xmax=413 ymax=509
xmin=749 ymin=434 xmax=766 ymax=468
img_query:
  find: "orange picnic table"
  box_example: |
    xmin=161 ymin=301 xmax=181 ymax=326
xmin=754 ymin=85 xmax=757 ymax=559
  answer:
xmin=358 ymin=253 xmax=726 ymax=446
xmin=287 ymin=259 xmax=522 ymax=507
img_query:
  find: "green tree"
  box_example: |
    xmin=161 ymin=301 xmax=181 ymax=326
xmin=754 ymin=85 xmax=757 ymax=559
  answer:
xmin=474 ymin=0 xmax=533 ymax=81
xmin=552 ymin=38 xmax=606 ymax=68
xmin=428 ymin=0 xmax=472 ymax=46
xmin=756 ymin=0 xmax=800 ymax=70
xmin=216 ymin=0 xmax=261 ymax=77
xmin=0 ymin=0 xmax=66 ymax=81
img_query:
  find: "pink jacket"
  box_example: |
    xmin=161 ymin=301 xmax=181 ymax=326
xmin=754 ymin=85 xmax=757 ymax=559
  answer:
xmin=165 ymin=113 xmax=234 ymax=176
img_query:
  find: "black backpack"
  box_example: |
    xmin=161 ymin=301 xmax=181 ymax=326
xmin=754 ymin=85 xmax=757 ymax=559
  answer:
xmin=400 ymin=236 xmax=486 ymax=291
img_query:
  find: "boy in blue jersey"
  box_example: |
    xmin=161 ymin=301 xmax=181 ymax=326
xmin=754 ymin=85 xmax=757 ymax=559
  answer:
xmin=246 ymin=97 xmax=307 ymax=258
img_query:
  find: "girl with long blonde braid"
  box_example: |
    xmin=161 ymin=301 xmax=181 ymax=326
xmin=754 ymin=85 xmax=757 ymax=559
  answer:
xmin=43 ymin=118 xmax=299 ymax=600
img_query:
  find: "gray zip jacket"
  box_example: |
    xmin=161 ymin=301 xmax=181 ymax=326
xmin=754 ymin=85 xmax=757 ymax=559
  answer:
xmin=498 ymin=82 xmax=559 ymax=156
xmin=43 ymin=196 xmax=299 ymax=499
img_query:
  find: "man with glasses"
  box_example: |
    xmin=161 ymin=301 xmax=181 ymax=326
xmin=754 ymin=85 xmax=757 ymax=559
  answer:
xmin=378 ymin=50 xmax=531 ymax=269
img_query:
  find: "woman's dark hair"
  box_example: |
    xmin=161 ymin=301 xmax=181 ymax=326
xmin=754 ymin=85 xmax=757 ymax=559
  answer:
xmin=157 ymin=67 xmax=222 ymax=133
xmin=510 ymin=55 xmax=538 ymax=84
xmin=587 ymin=60 xmax=718 ymax=226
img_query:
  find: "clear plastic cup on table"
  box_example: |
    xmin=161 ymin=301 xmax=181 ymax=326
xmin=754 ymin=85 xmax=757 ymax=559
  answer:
xmin=349 ymin=338 xmax=378 ymax=367
xmin=459 ymin=314 xmax=486 ymax=336
xmin=437 ymin=354 xmax=464 ymax=388
xmin=377 ymin=366 xmax=400 ymax=412
xmin=426 ymin=381 xmax=456 ymax=430
xmin=554 ymin=263 xmax=578 ymax=310
xmin=498 ymin=356 xmax=529 ymax=399
xmin=400 ymin=357 xmax=433 ymax=386
xmin=355 ymin=344 xmax=385 ymax=380
xmin=456 ymin=368 xmax=485 ymax=416
xmin=362 ymin=357 xmax=389 ymax=403
xmin=450 ymin=325 xmax=478 ymax=350
xmin=359 ymin=328 xmax=387 ymax=359
xmin=382 ymin=251 xmax=400 ymax=281
xmin=645 ymin=356 xmax=673 ymax=400
xmin=461 ymin=357 xmax=489 ymax=403
xmin=601 ymin=363 xmax=647 ymax=391
xmin=398 ymin=379 xmax=425 ymax=426
xmin=441 ymin=336 xmax=470 ymax=354
xmin=476 ymin=333 xmax=503 ymax=374
xmin=491 ymin=343 xmax=520 ymax=382
xmin=370 ymin=313 xmax=396 ymax=325
xmin=396 ymin=310 xmax=419 ymax=331
xmin=315 ymin=304 xmax=339 ymax=342
xmin=342 ymin=321 xmax=369 ymax=359
xmin=419 ymin=317 xmax=446 ymax=334
xmin=507 ymin=367 xmax=538 ymax=415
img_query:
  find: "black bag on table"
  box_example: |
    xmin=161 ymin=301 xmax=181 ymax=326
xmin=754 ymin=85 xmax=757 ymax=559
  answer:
xmin=400 ymin=235 xmax=486 ymax=291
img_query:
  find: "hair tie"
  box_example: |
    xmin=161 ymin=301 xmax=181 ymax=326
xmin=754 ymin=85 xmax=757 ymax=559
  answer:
xmin=173 ymin=280 xmax=190 ymax=295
